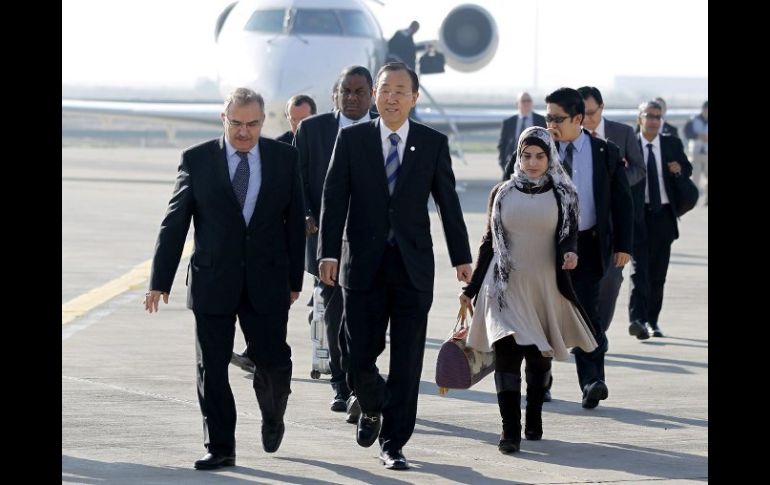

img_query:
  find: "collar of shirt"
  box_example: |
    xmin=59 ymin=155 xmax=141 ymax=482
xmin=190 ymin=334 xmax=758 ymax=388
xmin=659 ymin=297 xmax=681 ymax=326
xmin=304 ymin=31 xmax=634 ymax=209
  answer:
xmin=560 ymin=130 xmax=589 ymax=157
xmin=593 ymin=117 xmax=606 ymax=139
xmin=224 ymin=137 xmax=259 ymax=161
xmin=379 ymin=118 xmax=410 ymax=146
xmin=643 ymin=133 xmax=661 ymax=152
xmin=338 ymin=111 xmax=372 ymax=129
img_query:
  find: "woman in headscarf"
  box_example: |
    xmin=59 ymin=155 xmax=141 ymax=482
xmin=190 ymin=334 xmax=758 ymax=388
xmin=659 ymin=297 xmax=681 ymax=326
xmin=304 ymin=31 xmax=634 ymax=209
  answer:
xmin=461 ymin=126 xmax=598 ymax=453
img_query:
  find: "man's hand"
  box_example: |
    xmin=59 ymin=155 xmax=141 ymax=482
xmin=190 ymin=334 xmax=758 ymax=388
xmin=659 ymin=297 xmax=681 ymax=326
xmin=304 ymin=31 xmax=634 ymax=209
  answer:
xmin=667 ymin=161 xmax=682 ymax=175
xmin=613 ymin=252 xmax=631 ymax=268
xmin=290 ymin=291 xmax=300 ymax=305
xmin=562 ymin=252 xmax=578 ymax=270
xmin=458 ymin=292 xmax=472 ymax=307
xmin=305 ymin=216 xmax=318 ymax=236
xmin=455 ymin=264 xmax=473 ymax=283
xmin=144 ymin=290 xmax=168 ymax=313
xmin=319 ymin=260 xmax=338 ymax=286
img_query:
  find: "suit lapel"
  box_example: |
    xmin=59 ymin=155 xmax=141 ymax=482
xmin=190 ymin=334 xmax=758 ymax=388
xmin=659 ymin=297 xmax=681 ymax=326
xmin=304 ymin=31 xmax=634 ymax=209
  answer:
xmin=216 ymin=136 xmax=243 ymax=211
xmin=369 ymin=119 xmax=390 ymax=199
xmin=250 ymin=138 xmax=272 ymax=227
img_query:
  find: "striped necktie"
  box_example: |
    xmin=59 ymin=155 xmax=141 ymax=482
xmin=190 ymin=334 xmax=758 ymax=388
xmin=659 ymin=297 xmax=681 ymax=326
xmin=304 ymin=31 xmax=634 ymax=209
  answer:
xmin=385 ymin=133 xmax=401 ymax=195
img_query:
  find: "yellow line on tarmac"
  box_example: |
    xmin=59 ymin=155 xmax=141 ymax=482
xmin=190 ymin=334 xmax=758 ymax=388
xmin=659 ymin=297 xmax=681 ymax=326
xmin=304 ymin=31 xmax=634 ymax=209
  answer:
xmin=61 ymin=241 xmax=193 ymax=325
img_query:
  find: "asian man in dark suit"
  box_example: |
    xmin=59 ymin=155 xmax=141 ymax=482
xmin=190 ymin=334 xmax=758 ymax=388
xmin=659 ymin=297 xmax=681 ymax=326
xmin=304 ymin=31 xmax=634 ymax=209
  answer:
xmin=144 ymin=88 xmax=305 ymax=470
xmin=578 ymin=86 xmax=648 ymax=340
xmin=318 ymin=63 xmax=472 ymax=470
xmin=629 ymin=100 xmax=693 ymax=339
xmin=499 ymin=91 xmax=547 ymax=175
xmin=295 ymin=65 xmax=378 ymax=416
xmin=545 ymin=88 xmax=633 ymax=410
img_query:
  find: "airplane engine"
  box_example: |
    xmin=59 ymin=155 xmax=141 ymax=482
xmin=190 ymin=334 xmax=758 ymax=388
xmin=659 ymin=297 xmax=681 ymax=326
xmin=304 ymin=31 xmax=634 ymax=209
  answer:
xmin=437 ymin=4 xmax=498 ymax=72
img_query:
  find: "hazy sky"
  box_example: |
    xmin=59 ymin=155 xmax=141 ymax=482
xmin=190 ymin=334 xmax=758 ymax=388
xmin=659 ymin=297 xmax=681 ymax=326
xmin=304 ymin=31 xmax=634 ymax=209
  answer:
xmin=62 ymin=0 xmax=708 ymax=93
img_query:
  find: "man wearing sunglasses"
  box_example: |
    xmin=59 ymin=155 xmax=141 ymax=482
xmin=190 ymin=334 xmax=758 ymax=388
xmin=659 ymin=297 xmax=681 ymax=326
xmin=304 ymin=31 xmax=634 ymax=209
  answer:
xmin=545 ymin=87 xmax=633 ymax=410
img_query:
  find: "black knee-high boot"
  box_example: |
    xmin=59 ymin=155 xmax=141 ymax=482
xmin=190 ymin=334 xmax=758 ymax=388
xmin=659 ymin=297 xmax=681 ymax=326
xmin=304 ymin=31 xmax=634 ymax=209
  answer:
xmin=253 ymin=362 xmax=292 ymax=453
xmin=495 ymin=371 xmax=521 ymax=453
xmin=524 ymin=367 xmax=550 ymax=440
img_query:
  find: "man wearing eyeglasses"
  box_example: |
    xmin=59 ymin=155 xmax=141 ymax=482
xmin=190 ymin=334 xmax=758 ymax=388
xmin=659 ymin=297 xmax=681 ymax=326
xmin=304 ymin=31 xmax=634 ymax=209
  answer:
xmin=545 ymin=87 xmax=633 ymax=410
xmin=144 ymin=87 xmax=305 ymax=470
xmin=628 ymin=100 xmax=693 ymax=340
xmin=319 ymin=62 xmax=472 ymax=470
xmin=499 ymin=92 xmax=547 ymax=175
xmin=578 ymin=86 xmax=648 ymax=342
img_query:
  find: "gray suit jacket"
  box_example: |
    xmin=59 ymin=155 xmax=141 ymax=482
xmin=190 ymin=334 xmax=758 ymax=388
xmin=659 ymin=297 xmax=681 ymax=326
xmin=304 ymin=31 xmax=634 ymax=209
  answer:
xmin=605 ymin=118 xmax=645 ymax=187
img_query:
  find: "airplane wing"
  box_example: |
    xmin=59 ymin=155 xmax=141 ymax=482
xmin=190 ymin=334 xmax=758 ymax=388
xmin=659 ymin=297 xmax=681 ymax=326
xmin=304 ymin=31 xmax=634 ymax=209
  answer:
xmin=62 ymin=98 xmax=698 ymax=136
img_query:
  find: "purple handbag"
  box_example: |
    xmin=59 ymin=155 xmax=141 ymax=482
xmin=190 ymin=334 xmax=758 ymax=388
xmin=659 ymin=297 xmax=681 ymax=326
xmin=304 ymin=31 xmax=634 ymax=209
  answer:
xmin=435 ymin=303 xmax=496 ymax=395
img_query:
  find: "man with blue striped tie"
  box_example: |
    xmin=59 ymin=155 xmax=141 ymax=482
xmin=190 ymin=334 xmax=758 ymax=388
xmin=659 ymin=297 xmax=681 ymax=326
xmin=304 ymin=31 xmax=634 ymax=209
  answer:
xmin=318 ymin=62 xmax=473 ymax=470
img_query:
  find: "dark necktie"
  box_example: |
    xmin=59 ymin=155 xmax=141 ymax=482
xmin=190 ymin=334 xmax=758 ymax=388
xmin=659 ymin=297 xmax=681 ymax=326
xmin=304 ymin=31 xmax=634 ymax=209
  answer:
xmin=519 ymin=115 xmax=528 ymax=140
xmin=233 ymin=151 xmax=250 ymax=209
xmin=563 ymin=142 xmax=575 ymax=176
xmin=646 ymin=143 xmax=662 ymax=212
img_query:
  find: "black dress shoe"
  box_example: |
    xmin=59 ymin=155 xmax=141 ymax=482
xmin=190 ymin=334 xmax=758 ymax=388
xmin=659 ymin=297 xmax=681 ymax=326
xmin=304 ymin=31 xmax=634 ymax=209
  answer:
xmin=543 ymin=389 xmax=552 ymax=402
xmin=356 ymin=412 xmax=382 ymax=447
xmin=498 ymin=434 xmax=520 ymax=454
xmin=346 ymin=394 xmax=361 ymax=424
xmin=194 ymin=452 xmax=235 ymax=470
xmin=628 ymin=321 xmax=650 ymax=340
xmin=581 ymin=380 xmax=609 ymax=409
xmin=262 ymin=420 xmax=285 ymax=453
xmin=648 ymin=322 xmax=664 ymax=337
xmin=230 ymin=351 xmax=256 ymax=373
xmin=330 ymin=392 xmax=347 ymax=412
xmin=380 ymin=449 xmax=409 ymax=469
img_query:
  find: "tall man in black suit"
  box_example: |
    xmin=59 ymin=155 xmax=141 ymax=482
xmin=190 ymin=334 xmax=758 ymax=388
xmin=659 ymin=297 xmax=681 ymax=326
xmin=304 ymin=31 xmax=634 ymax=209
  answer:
xmin=629 ymin=100 xmax=692 ymax=338
xmin=387 ymin=21 xmax=420 ymax=70
xmin=578 ymin=86 xmax=649 ymax=340
xmin=499 ymin=91 xmax=547 ymax=175
xmin=545 ymin=88 xmax=633 ymax=410
xmin=318 ymin=63 xmax=473 ymax=470
xmin=144 ymin=88 xmax=305 ymax=470
xmin=295 ymin=65 xmax=377 ymax=415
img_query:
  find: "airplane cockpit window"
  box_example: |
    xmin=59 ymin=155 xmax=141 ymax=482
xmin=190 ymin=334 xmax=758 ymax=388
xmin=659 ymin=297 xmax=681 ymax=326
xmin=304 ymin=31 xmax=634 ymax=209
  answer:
xmin=244 ymin=9 xmax=285 ymax=33
xmin=293 ymin=10 xmax=342 ymax=35
xmin=338 ymin=10 xmax=377 ymax=38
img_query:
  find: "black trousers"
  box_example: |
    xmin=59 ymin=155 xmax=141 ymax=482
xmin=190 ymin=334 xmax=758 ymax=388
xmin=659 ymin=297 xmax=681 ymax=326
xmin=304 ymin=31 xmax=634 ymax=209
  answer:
xmin=571 ymin=227 xmax=609 ymax=391
xmin=343 ymin=245 xmax=433 ymax=452
xmin=193 ymin=286 xmax=292 ymax=455
xmin=629 ymin=205 xmax=677 ymax=325
xmin=318 ymin=278 xmax=350 ymax=395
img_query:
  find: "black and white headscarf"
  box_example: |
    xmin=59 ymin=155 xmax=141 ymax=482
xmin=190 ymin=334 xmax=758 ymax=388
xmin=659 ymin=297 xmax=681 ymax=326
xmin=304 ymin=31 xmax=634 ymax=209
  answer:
xmin=490 ymin=126 xmax=579 ymax=310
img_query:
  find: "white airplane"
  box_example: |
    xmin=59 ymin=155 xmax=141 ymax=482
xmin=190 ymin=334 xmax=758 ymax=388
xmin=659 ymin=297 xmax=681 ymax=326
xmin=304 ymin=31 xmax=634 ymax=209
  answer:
xmin=63 ymin=0 xmax=502 ymax=138
xmin=61 ymin=0 xmax=694 ymax=138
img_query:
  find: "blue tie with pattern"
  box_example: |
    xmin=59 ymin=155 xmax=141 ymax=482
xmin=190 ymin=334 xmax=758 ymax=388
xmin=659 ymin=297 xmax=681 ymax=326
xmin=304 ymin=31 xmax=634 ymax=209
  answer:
xmin=385 ymin=133 xmax=401 ymax=244
xmin=385 ymin=133 xmax=401 ymax=195
xmin=233 ymin=151 xmax=250 ymax=209
xmin=646 ymin=143 xmax=662 ymax=212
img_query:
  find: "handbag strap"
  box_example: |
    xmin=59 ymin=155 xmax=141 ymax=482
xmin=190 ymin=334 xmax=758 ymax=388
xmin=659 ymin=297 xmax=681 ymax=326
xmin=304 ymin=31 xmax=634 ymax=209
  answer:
xmin=453 ymin=301 xmax=475 ymax=333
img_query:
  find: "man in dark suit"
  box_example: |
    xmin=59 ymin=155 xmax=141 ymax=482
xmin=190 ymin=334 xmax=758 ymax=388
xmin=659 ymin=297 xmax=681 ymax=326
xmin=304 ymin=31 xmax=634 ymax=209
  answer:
xmin=578 ymin=86 xmax=648 ymax=340
xmin=499 ymin=92 xmax=547 ymax=175
xmin=387 ymin=21 xmax=420 ymax=70
xmin=144 ymin=88 xmax=305 ymax=470
xmin=295 ymin=65 xmax=377 ymax=416
xmin=318 ymin=63 xmax=472 ymax=470
xmin=629 ymin=100 xmax=692 ymax=338
xmin=545 ymin=88 xmax=633 ymax=410
xmin=275 ymin=94 xmax=316 ymax=145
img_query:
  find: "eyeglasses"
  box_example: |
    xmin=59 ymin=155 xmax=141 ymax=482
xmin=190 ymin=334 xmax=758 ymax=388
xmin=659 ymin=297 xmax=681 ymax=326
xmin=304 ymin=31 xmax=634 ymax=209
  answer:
xmin=641 ymin=113 xmax=662 ymax=120
xmin=378 ymin=89 xmax=412 ymax=99
xmin=585 ymin=107 xmax=603 ymax=117
xmin=226 ymin=117 xmax=262 ymax=129
xmin=545 ymin=114 xmax=571 ymax=124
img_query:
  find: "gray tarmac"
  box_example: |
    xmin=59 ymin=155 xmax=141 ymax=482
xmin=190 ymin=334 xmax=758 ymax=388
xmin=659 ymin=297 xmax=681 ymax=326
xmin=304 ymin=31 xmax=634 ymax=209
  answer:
xmin=63 ymin=147 xmax=707 ymax=484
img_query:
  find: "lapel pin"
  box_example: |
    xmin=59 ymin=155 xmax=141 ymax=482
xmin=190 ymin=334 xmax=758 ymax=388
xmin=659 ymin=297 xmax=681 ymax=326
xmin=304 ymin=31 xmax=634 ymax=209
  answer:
xmin=410 ymin=146 xmax=415 ymax=151
xmin=600 ymin=147 xmax=604 ymax=152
